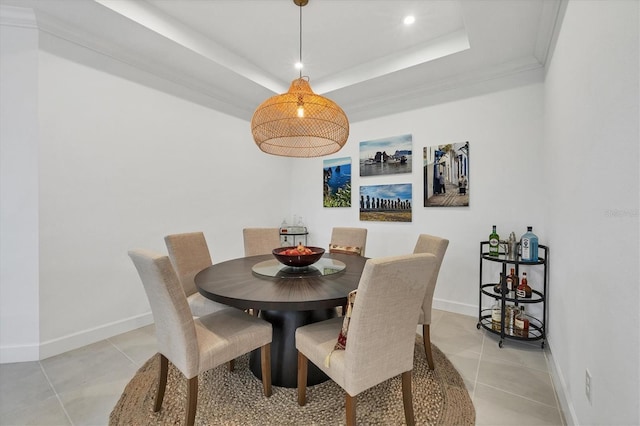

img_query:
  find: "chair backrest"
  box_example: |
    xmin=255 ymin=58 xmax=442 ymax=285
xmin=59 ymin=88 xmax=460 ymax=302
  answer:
xmin=128 ymin=249 xmax=199 ymax=378
xmin=164 ymin=232 xmax=213 ymax=298
xmin=413 ymin=234 xmax=449 ymax=325
xmin=342 ymin=253 xmax=437 ymax=395
xmin=329 ymin=227 xmax=368 ymax=256
xmin=243 ymin=228 xmax=281 ymax=256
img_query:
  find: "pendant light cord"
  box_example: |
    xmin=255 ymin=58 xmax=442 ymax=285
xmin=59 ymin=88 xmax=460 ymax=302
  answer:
xmin=299 ymin=3 xmax=303 ymax=79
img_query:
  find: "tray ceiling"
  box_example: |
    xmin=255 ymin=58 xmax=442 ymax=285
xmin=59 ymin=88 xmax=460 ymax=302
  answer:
xmin=0 ymin=0 xmax=563 ymax=122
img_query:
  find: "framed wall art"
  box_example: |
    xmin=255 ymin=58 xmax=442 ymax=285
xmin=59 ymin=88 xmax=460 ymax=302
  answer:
xmin=423 ymin=141 xmax=469 ymax=207
xmin=359 ymin=134 xmax=412 ymax=177
xmin=359 ymin=183 xmax=412 ymax=222
xmin=323 ymin=157 xmax=351 ymax=207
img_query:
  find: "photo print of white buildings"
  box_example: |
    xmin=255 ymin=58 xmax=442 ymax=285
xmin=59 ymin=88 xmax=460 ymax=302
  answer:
xmin=423 ymin=141 xmax=469 ymax=207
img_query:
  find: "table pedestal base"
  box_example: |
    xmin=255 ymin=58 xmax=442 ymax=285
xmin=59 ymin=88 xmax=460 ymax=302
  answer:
xmin=250 ymin=308 xmax=336 ymax=388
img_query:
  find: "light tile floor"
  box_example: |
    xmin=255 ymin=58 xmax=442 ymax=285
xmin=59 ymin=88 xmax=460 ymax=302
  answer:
xmin=0 ymin=310 xmax=566 ymax=425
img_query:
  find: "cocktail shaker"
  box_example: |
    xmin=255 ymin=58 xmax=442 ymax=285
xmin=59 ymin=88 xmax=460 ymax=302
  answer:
xmin=506 ymin=232 xmax=518 ymax=260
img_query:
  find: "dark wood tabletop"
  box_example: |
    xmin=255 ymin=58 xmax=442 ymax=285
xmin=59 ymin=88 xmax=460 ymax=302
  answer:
xmin=195 ymin=252 xmax=368 ymax=311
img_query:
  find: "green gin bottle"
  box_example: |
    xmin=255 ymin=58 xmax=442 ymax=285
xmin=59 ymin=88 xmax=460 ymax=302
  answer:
xmin=489 ymin=225 xmax=500 ymax=256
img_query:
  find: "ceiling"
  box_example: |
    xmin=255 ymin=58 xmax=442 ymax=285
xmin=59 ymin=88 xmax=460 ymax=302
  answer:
xmin=1 ymin=0 xmax=563 ymax=122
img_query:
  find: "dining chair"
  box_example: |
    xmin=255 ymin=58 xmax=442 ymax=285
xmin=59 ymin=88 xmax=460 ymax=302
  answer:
xmin=296 ymin=253 xmax=438 ymax=426
xmin=243 ymin=227 xmax=281 ymax=256
xmin=413 ymin=234 xmax=449 ymax=369
xmin=128 ymin=249 xmax=272 ymax=426
xmin=164 ymin=232 xmax=231 ymax=317
xmin=329 ymin=227 xmax=367 ymax=256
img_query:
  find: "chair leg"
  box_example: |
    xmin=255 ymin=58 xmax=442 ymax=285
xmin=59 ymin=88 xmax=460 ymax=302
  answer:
xmin=261 ymin=343 xmax=272 ymax=397
xmin=423 ymin=324 xmax=435 ymax=370
xmin=297 ymin=351 xmax=308 ymax=406
xmin=186 ymin=376 xmax=198 ymax=426
xmin=228 ymin=359 xmax=235 ymax=371
xmin=154 ymin=354 xmax=168 ymax=412
xmin=345 ymin=393 xmax=357 ymax=426
xmin=401 ymin=371 xmax=415 ymax=426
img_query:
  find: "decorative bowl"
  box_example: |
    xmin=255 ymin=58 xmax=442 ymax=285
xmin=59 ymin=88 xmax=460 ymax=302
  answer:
xmin=272 ymin=246 xmax=325 ymax=267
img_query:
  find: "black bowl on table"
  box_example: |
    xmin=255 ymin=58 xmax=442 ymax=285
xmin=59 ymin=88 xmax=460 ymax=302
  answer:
xmin=272 ymin=246 xmax=325 ymax=268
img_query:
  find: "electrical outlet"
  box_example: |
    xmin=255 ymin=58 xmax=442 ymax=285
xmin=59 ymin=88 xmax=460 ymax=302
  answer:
xmin=585 ymin=369 xmax=592 ymax=404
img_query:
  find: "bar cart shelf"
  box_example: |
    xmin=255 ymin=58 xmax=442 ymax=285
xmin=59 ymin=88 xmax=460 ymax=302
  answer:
xmin=476 ymin=241 xmax=548 ymax=348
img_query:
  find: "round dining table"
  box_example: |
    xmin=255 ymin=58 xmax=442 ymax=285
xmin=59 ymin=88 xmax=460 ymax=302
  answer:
xmin=195 ymin=252 xmax=367 ymax=388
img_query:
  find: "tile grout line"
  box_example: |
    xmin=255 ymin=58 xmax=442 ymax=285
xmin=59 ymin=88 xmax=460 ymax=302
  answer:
xmin=107 ymin=337 xmax=138 ymax=366
xmin=475 ymin=380 xmax=561 ymax=410
xmin=471 ymin=329 xmax=486 ymax=401
xmin=475 ymin=336 xmax=560 ymax=410
xmin=38 ymin=360 xmax=75 ymax=426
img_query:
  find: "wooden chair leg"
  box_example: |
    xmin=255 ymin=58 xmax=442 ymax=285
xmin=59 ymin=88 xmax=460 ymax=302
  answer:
xmin=228 ymin=359 xmax=235 ymax=371
xmin=345 ymin=393 xmax=357 ymax=426
xmin=401 ymin=371 xmax=415 ymax=426
xmin=261 ymin=343 xmax=272 ymax=397
xmin=186 ymin=376 xmax=198 ymax=426
xmin=154 ymin=354 xmax=168 ymax=412
xmin=297 ymin=351 xmax=308 ymax=406
xmin=423 ymin=324 xmax=435 ymax=370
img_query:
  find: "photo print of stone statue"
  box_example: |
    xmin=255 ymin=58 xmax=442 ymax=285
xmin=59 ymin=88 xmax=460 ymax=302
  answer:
xmin=423 ymin=141 xmax=469 ymax=207
xmin=359 ymin=134 xmax=412 ymax=176
xmin=323 ymin=157 xmax=351 ymax=207
xmin=359 ymin=183 xmax=412 ymax=222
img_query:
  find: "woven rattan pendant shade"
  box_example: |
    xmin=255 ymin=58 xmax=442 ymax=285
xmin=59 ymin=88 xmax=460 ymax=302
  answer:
xmin=251 ymin=77 xmax=349 ymax=157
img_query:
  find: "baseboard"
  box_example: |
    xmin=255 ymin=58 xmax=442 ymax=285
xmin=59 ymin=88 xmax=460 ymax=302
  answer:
xmin=38 ymin=312 xmax=154 ymax=361
xmin=0 ymin=342 xmax=40 ymax=364
xmin=546 ymin=339 xmax=578 ymax=425
xmin=433 ymin=297 xmax=477 ymax=317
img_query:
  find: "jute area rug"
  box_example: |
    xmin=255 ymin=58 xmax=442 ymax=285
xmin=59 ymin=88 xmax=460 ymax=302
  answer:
xmin=110 ymin=336 xmax=475 ymax=425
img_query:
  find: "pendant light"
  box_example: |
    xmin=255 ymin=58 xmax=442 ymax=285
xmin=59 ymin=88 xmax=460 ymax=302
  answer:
xmin=251 ymin=0 xmax=349 ymax=157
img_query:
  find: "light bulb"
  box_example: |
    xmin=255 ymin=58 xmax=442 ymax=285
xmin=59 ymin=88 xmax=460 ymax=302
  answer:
xmin=295 ymin=61 xmax=303 ymax=70
xmin=297 ymin=105 xmax=305 ymax=118
xmin=403 ymin=15 xmax=415 ymax=25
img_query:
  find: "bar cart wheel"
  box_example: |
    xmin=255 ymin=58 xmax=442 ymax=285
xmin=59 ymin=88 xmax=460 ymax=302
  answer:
xmin=499 ymin=340 xmax=504 ymax=348
xmin=541 ymin=341 xmax=545 ymax=349
xmin=476 ymin=322 xmax=481 ymax=330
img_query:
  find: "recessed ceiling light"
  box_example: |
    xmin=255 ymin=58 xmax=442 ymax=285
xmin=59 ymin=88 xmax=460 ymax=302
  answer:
xmin=295 ymin=61 xmax=304 ymax=70
xmin=403 ymin=15 xmax=415 ymax=26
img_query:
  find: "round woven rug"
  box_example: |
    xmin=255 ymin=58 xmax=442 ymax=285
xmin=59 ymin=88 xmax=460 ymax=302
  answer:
xmin=110 ymin=336 xmax=475 ymax=425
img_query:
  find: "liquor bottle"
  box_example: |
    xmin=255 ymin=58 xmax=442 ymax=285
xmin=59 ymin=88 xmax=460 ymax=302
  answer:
xmin=489 ymin=225 xmax=500 ymax=256
xmin=506 ymin=268 xmax=517 ymax=292
xmin=516 ymin=272 xmax=532 ymax=298
xmin=505 ymin=305 xmax=517 ymax=336
xmin=514 ymin=306 xmax=530 ymax=337
xmin=494 ymin=273 xmax=507 ymax=295
xmin=520 ymin=226 xmax=539 ymax=261
xmin=491 ymin=300 xmax=502 ymax=332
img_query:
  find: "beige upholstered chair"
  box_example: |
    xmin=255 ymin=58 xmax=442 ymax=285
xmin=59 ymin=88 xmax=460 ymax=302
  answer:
xmin=296 ymin=253 xmax=438 ymax=426
xmin=329 ymin=227 xmax=367 ymax=256
xmin=413 ymin=234 xmax=449 ymax=369
xmin=128 ymin=249 xmax=272 ymax=426
xmin=243 ymin=227 xmax=281 ymax=256
xmin=164 ymin=232 xmax=231 ymax=317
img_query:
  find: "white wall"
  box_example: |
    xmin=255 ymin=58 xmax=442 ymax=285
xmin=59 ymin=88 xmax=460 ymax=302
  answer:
xmin=543 ymin=1 xmax=639 ymax=425
xmin=0 ymin=7 xmax=40 ymax=362
xmin=1 ymin=29 xmax=291 ymax=359
xmin=290 ymin=75 xmax=546 ymax=316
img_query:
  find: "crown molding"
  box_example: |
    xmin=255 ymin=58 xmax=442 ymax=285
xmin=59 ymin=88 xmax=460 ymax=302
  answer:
xmin=0 ymin=4 xmax=37 ymax=29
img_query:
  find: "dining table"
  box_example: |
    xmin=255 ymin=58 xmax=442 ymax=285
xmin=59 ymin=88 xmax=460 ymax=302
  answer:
xmin=194 ymin=252 xmax=368 ymax=388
